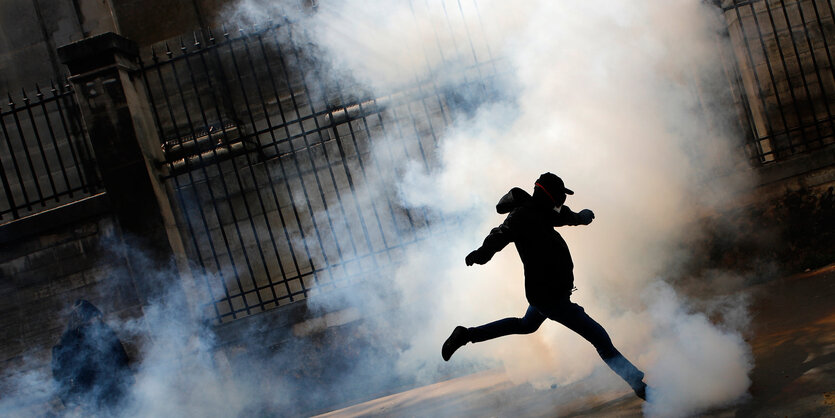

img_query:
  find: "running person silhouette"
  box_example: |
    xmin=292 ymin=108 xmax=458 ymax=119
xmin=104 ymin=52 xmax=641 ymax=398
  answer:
xmin=442 ymin=172 xmax=648 ymax=400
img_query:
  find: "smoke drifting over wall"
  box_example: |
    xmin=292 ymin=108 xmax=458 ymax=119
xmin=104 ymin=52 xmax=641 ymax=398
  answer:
xmin=1 ymin=1 xmax=755 ymax=417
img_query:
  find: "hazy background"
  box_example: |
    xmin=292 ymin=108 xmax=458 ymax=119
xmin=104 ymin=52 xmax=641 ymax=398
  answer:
xmin=293 ymin=1 xmax=755 ymax=416
xmin=0 ymin=1 xmax=758 ymax=417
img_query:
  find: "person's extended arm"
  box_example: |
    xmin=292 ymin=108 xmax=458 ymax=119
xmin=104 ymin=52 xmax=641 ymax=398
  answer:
xmin=552 ymin=205 xmax=595 ymax=227
xmin=465 ymin=215 xmax=515 ymax=266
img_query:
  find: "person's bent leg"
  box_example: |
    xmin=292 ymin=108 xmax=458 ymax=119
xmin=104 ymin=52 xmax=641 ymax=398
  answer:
xmin=543 ymin=300 xmax=647 ymax=399
xmin=468 ymin=306 xmax=546 ymax=342
xmin=443 ymin=306 xmax=545 ymax=361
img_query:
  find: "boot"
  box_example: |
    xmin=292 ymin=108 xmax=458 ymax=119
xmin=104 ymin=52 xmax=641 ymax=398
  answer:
xmin=603 ymin=354 xmax=647 ymax=400
xmin=442 ymin=326 xmax=469 ymax=361
xmin=632 ymin=380 xmax=647 ymax=400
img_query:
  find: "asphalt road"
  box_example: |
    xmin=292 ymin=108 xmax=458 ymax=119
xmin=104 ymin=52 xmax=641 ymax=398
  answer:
xmin=317 ymin=264 xmax=835 ymax=417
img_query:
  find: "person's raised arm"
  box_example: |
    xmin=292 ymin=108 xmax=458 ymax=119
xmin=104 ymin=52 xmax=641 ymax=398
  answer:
xmin=552 ymin=205 xmax=595 ymax=227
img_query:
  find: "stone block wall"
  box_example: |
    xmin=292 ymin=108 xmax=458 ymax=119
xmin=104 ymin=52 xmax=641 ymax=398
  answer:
xmin=0 ymin=0 xmax=310 ymax=91
xmin=684 ymin=146 xmax=835 ymax=284
xmin=0 ymin=0 xmax=117 ymax=92
xmin=0 ymin=204 xmax=145 ymax=411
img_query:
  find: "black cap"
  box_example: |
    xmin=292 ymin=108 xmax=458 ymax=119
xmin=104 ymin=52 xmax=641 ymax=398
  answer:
xmin=535 ymin=172 xmax=574 ymax=197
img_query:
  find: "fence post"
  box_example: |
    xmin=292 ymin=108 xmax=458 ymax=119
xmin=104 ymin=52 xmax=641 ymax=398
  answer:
xmin=56 ymin=33 xmax=202 ymax=312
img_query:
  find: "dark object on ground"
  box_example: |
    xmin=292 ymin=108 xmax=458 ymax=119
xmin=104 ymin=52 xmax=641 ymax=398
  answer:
xmin=51 ymin=299 xmax=133 ymax=413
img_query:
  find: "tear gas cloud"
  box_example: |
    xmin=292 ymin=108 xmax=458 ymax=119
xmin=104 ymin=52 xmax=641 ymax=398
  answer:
xmin=300 ymin=0 xmax=754 ymax=416
xmin=0 ymin=1 xmax=755 ymax=417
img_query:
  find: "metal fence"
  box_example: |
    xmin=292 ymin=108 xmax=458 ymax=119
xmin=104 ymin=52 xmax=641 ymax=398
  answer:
xmin=723 ymin=0 xmax=835 ymax=163
xmin=7 ymin=0 xmax=830 ymax=322
xmin=139 ymin=4 xmax=501 ymax=322
xmin=0 ymin=82 xmax=100 ymax=222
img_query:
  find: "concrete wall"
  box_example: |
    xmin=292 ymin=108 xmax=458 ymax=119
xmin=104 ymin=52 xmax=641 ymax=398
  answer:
xmin=0 ymin=33 xmax=198 ymax=413
xmin=0 ymin=196 xmax=145 ymax=413
xmin=0 ymin=0 xmax=306 ymax=92
xmin=0 ymin=0 xmax=116 ymax=92
xmin=751 ymin=144 xmax=835 ymax=270
xmin=689 ymin=144 xmax=835 ymax=282
xmin=112 ymin=0 xmax=200 ymax=46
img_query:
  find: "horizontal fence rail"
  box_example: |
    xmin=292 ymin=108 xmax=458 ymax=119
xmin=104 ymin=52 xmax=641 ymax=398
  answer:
xmin=140 ymin=1 xmax=502 ymax=323
xmin=0 ymin=82 xmax=101 ymax=222
xmin=723 ymin=0 xmax=835 ymax=163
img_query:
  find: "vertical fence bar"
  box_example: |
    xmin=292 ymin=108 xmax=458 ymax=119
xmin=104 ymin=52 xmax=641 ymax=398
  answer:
xmin=139 ymin=47 xmax=223 ymax=321
xmin=406 ymin=2 xmax=454 ymax=233
xmin=209 ymin=30 xmax=283 ymax=308
xmin=368 ymin=96 xmax=417 ymax=241
xmin=732 ymin=1 xmax=781 ymax=162
xmin=286 ymin=38 xmax=360 ymax=286
xmin=750 ymin=0 xmax=801 ymax=154
xmin=63 ymin=79 xmax=99 ymax=188
xmin=354 ymin=99 xmax=406 ymax=258
xmin=763 ymin=0 xmax=816 ymax=150
xmin=0 ymin=58 xmax=114 ymax=219
xmin=457 ymin=0 xmax=480 ymax=67
xmin=471 ymin=0 xmax=498 ymax=75
xmin=306 ymin=56 xmax=380 ymax=279
xmin=795 ymin=0 xmax=835 ymax=146
xmin=278 ymin=26 xmax=349 ymax=288
xmin=51 ymin=81 xmax=92 ymax=195
xmin=196 ymin=29 xmax=273 ymax=312
xmin=265 ymin=23 xmax=327 ymax=299
xmin=369 ymin=95 xmax=420 ymax=239
xmin=810 ymin=0 xmax=835 ymax=110
xmin=389 ymin=96 xmax=434 ymax=237
xmin=726 ymin=0 xmax=835 ymax=162
xmin=7 ymin=94 xmax=46 ymax=208
xmin=322 ymin=82 xmax=385 ymax=271
xmin=21 ymin=89 xmax=59 ymax=203
xmin=167 ymin=39 xmax=247 ymax=318
xmin=783 ymin=0 xmax=827 ymax=147
xmin=35 ymin=84 xmax=74 ymax=198
xmin=0 ymin=108 xmax=19 ymax=219
xmin=181 ymin=35 xmax=263 ymax=316
xmin=235 ymin=27 xmax=305 ymax=302
xmin=252 ymin=26 xmax=314 ymax=302
xmin=416 ymin=0 xmax=453 ymax=127
xmin=718 ymin=19 xmax=763 ymax=162
xmin=0 ymin=110 xmax=24 ymax=218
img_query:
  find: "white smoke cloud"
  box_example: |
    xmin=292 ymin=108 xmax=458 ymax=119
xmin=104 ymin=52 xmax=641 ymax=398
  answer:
xmin=641 ymin=281 xmax=752 ymax=416
xmin=0 ymin=1 xmax=756 ymax=417
xmin=298 ymin=0 xmax=754 ymax=416
xmin=117 ymin=300 xmax=257 ymax=417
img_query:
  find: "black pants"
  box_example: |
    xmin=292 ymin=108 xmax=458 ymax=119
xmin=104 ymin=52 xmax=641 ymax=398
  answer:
xmin=468 ymin=300 xmax=644 ymax=388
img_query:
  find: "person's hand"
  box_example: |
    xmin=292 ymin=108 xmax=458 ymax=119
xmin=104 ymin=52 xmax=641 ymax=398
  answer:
xmin=465 ymin=249 xmax=491 ymax=266
xmin=578 ymin=209 xmax=595 ymax=225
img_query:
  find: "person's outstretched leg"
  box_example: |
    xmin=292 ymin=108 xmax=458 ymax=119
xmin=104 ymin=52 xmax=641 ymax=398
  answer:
xmin=542 ymin=300 xmax=647 ymax=400
xmin=469 ymin=306 xmax=546 ymax=342
xmin=442 ymin=306 xmax=546 ymax=361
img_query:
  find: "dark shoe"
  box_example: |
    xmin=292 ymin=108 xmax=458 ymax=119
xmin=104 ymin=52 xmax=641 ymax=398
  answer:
xmin=632 ymin=380 xmax=647 ymax=401
xmin=442 ymin=326 xmax=469 ymax=361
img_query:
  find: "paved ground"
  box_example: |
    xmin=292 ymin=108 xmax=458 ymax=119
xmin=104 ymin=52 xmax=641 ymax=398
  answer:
xmin=316 ymin=264 xmax=835 ymax=417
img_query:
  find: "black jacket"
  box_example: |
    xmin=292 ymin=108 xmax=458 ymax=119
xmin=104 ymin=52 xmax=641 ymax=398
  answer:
xmin=477 ymin=187 xmax=590 ymax=306
xmin=52 ymin=320 xmax=132 ymax=408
